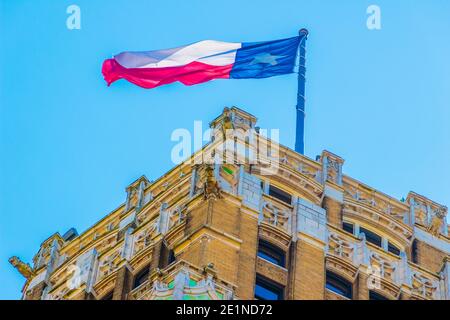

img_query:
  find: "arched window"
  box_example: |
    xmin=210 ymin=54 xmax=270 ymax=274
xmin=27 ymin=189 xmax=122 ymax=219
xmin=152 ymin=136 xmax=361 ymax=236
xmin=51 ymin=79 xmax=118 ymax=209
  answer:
xmin=326 ymin=271 xmax=352 ymax=299
xmin=359 ymin=227 xmax=382 ymax=247
xmin=369 ymin=290 xmax=389 ymax=300
xmin=387 ymin=242 xmax=400 ymax=256
xmin=133 ymin=266 xmax=149 ymax=289
xmin=257 ymin=240 xmax=286 ymax=267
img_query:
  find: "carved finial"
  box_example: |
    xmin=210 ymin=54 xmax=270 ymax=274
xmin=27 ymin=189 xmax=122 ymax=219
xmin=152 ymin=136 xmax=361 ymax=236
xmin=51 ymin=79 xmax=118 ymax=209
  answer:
xmin=221 ymin=107 xmax=234 ymax=141
xmin=9 ymin=256 xmax=34 ymax=279
xmin=299 ymin=28 xmax=309 ymax=36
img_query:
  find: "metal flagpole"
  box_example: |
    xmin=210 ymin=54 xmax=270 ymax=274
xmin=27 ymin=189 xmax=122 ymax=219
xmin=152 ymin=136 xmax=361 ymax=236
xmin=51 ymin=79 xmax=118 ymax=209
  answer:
xmin=295 ymin=28 xmax=309 ymax=154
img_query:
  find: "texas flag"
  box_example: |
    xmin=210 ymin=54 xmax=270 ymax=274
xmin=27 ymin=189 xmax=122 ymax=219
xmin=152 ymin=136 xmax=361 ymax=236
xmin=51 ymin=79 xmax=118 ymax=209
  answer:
xmin=102 ymin=36 xmax=302 ymax=89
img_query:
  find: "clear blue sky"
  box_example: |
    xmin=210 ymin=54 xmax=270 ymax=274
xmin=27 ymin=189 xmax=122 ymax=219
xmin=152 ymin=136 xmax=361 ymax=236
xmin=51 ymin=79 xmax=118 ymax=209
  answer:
xmin=1 ymin=0 xmax=449 ymax=299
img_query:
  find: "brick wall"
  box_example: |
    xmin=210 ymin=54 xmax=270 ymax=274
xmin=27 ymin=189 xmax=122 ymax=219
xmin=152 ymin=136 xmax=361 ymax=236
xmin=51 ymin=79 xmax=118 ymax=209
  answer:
xmin=322 ymin=196 xmax=343 ymax=227
xmin=292 ymin=240 xmax=325 ymax=299
xmin=112 ymin=265 xmax=132 ymax=300
xmin=413 ymin=239 xmax=447 ymax=274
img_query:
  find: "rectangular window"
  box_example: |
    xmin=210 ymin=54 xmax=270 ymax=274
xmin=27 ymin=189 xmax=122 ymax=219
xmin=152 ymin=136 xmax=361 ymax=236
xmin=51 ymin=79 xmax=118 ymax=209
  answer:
xmin=343 ymin=222 xmax=354 ymax=235
xmin=359 ymin=227 xmax=382 ymax=247
xmin=254 ymin=276 xmax=284 ymax=300
xmin=257 ymin=240 xmax=286 ymax=267
xmin=387 ymin=242 xmax=400 ymax=256
xmin=268 ymin=185 xmax=292 ymax=205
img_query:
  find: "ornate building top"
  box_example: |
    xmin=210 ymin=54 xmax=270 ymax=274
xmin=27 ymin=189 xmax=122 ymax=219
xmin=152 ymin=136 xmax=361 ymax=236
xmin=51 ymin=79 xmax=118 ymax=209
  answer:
xmin=10 ymin=107 xmax=450 ymax=300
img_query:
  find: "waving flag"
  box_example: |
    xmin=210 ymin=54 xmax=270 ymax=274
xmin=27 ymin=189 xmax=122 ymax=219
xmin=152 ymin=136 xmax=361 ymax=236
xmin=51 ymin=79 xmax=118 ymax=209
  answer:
xmin=102 ymin=36 xmax=301 ymax=89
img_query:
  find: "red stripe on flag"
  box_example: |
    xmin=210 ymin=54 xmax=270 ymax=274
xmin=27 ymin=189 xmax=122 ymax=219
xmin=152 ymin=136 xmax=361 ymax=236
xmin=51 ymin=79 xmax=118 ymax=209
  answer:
xmin=102 ymin=59 xmax=233 ymax=89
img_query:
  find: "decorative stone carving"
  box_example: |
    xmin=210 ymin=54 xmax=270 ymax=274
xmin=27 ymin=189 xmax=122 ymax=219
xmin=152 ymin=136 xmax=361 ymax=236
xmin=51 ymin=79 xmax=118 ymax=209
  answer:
xmin=259 ymin=199 xmax=291 ymax=233
xmin=97 ymin=249 xmax=121 ymax=280
xmin=133 ymin=220 xmax=159 ymax=255
xmin=328 ymin=233 xmax=354 ymax=260
xmin=142 ymin=266 xmax=233 ymax=300
xmin=411 ymin=271 xmax=439 ymax=299
xmin=369 ymin=252 xmax=396 ymax=281
xmin=209 ymin=107 xmax=257 ymax=146
xmin=319 ymin=150 xmax=344 ymax=185
xmin=200 ymin=165 xmax=222 ymax=200
xmin=408 ymin=192 xmax=448 ymax=237
xmin=428 ymin=207 xmax=447 ymax=237
xmin=125 ymin=176 xmax=151 ymax=212
xmin=9 ymin=256 xmax=34 ymax=279
xmin=167 ymin=204 xmax=187 ymax=230
xmin=346 ymin=185 xmax=376 ymax=207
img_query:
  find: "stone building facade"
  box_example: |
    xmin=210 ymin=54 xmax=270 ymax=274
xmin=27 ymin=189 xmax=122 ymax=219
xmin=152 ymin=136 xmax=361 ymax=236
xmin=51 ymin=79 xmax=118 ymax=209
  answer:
xmin=10 ymin=107 xmax=450 ymax=300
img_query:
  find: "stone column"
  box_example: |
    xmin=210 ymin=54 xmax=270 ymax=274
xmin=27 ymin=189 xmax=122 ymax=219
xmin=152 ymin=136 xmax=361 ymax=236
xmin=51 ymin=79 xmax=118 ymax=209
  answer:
xmin=319 ymin=151 xmax=345 ymax=228
xmin=235 ymin=208 xmax=259 ymax=299
xmin=293 ymin=198 xmax=327 ymax=300
xmin=112 ymin=265 xmax=133 ymax=300
xmin=440 ymin=257 xmax=450 ymax=300
xmin=357 ymin=272 xmax=370 ymax=300
xmin=322 ymin=191 xmax=343 ymax=227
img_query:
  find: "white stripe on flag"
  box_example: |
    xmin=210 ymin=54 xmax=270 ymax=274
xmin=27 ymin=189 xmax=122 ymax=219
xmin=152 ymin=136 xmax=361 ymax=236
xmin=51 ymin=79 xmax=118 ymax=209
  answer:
xmin=115 ymin=40 xmax=241 ymax=69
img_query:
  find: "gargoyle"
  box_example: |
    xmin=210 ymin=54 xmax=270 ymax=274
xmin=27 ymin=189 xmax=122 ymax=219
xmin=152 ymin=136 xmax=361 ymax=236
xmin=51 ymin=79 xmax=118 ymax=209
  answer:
xmin=9 ymin=256 xmax=34 ymax=279
xmin=427 ymin=208 xmax=446 ymax=237
xmin=201 ymin=165 xmax=222 ymax=200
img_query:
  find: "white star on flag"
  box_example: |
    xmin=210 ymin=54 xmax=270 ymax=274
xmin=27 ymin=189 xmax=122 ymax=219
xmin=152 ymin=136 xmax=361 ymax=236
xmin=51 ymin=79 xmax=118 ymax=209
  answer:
xmin=250 ymin=53 xmax=285 ymax=66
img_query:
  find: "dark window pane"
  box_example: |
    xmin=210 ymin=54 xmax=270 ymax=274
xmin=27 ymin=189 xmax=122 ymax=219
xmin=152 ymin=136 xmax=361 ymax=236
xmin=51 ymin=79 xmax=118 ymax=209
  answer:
xmin=101 ymin=291 xmax=113 ymax=300
xmin=254 ymin=276 xmax=284 ymax=300
xmin=133 ymin=267 xmax=149 ymax=289
xmin=360 ymin=227 xmax=382 ymax=247
xmin=168 ymin=250 xmax=176 ymax=264
xmin=369 ymin=291 xmax=389 ymax=300
xmin=343 ymin=222 xmax=354 ymax=234
xmin=268 ymin=185 xmax=292 ymax=205
xmin=388 ymin=242 xmax=400 ymax=256
xmin=258 ymin=251 xmax=280 ymax=265
xmin=326 ymin=271 xmax=352 ymax=299
xmin=255 ymin=284 xmax=279 ymax=300
xmin=257 ymin=240 xmax=285 ymax=267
